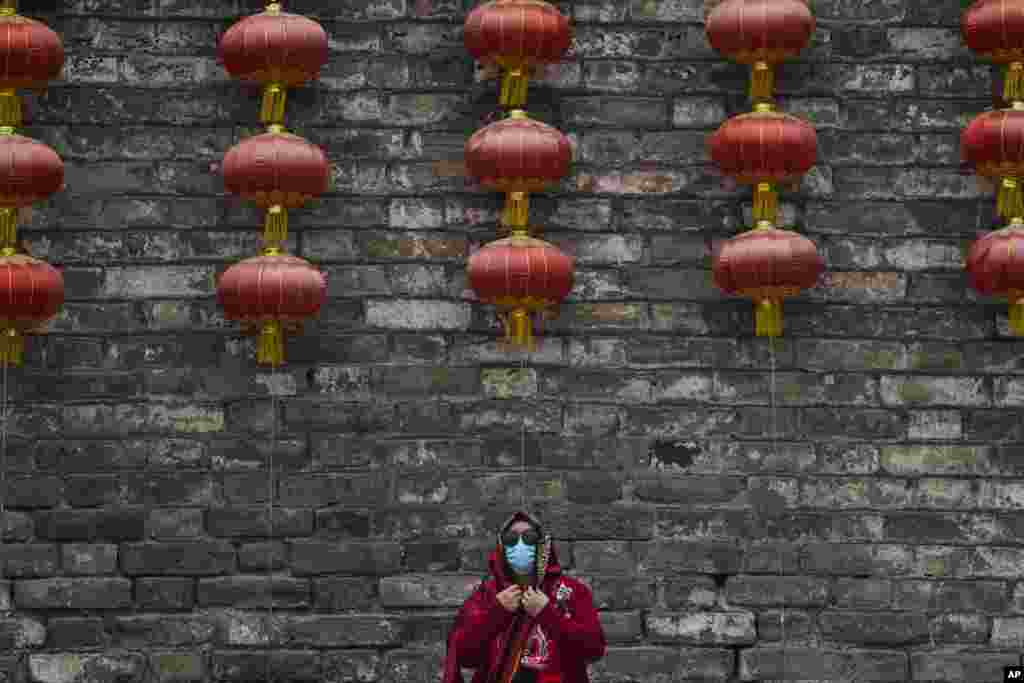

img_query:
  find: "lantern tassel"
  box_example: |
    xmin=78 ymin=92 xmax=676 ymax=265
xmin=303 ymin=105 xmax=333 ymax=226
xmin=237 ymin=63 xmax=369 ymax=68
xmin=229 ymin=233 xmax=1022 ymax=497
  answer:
xmin=260 ymin=83 xmax=287 ymax=126
xmin=0 ymin=208 xmax=16 ymax=250
xmin=503 ymin=192 xmax=530 ymax=234
xmin=0 ymin=328 xmax=23 ymax=367
xmin=257 ymin=321 xmax=285 ymax=366
xmin=998 ymin=178 xmax=1024 ymax=220
xmin=0 ymin=1 xmax=15 ymax=16
xmin=500 ymin=66 xmax=530 ymax=108
xmin=755 ymin=300 xmax=783 ymax=338
xmin=1011 ymin=302 xmax=1024 ymax=336
xmin=1006 ymin=62 xmax=1024 ymax=104
xmin=750 ymin=61 xmax=774 ymax=101
xmin=501 ymin=309 xmax=535 ymax=350
xmin=263 ymin=205 xmax=288 ymax=247
xmin=0 ymin=89 xmax=20 ymax=129
xmin=753 ymin=183 xmax=778 ymax=224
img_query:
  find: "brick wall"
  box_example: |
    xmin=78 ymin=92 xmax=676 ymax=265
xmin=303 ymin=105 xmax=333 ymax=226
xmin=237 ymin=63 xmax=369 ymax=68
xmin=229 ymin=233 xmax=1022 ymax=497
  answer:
xmin=1 ymin=0 xmax=1022 ymax=681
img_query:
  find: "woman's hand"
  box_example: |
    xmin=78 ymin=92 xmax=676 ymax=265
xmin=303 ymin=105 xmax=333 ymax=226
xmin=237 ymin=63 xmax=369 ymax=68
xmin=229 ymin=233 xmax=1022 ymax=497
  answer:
xmin=522 ymin=587 xmax=549 ymax=617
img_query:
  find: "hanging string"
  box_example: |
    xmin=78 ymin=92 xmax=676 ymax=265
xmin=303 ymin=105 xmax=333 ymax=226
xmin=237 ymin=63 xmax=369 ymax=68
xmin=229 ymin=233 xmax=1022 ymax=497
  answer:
xmin=0 ymin=361 xmax=7 ymax=585
xmin=520 ymin=356 xmax=526 ymax=512
xmin=265 ymin=365 xmax=279 ymax=683
xmin=768 ymin=338 xmax=785 ymax=681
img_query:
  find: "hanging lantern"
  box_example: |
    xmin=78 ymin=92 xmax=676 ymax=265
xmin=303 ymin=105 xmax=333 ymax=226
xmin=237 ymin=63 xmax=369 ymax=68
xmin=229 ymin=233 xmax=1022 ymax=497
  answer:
xmin=966 ymin=218 xmax=1024 ymax=334
xmin=0 ymin=253 xmax=63 ymax=366
xmin=0 ymin=1 xmax=64 ymax=127
xmin=708 ymin=104 xmax=817 ymax=224
xmin=705 ymin=0 xmax=814 ymax=100
xmin=712 ymin=224 xmax=822 ymax=337
xmin=467 ymin=234 xmax=573 ymax=349
xmin=963 ymin=0 xmax=1024 ymax=103
xmin=464 ymin=110 xmax=572 ymax=228
xmin=0 ymin=132 xmax=63 ymax=250
xmin=221 ymin=130 xmax=330 ymax=248
xmin=218 ymin=2 xmax=329 ymax=124
xmin=216 ymin=253 xmax=326 ymax=366
xmin=961 ymin=106 xmax=1024 ymax=219
xmin=464 ymin=0 xmax=572 ymax=108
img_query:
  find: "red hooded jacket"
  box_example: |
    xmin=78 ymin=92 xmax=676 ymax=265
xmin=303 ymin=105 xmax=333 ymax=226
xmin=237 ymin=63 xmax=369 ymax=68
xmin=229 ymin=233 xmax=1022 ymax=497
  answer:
xmin=442 ymin=512 xmax=606 ymax=683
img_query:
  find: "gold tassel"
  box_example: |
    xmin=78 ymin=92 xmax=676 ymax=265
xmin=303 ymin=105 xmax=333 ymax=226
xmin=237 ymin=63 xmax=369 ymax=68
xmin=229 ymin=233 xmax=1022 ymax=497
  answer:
xmin=0 ymin=207 xmax=16 ymax=250
xmin=256 ymin=321 xmax=285 ymax=366
xmin=502 ymin=192 xmax=530 ymax=234
xmin=755 ymin=300 xmax=783 ymax=337
xmin=263 ymin=205 xmax=287 ymax=247
xmin=260 ymin=83 xmax=287 ymax=126
xmin=502 ymin=309 xmax=535 ymax=350
xmin=500 ymin=66 xmax=530 ymax=108
xmin=0 ymin=328 xmax=23 ymax=367
xmin=998 ymin=177 xmax=1024 ymax=220
xmin=753 ymin=182 xmax=778 ymax=224
xmin=1006 ymin=62 xmax=1024 ymax=104
xmin=750 ymin=61 xmax=774 ymax=101
xmin=1010 ymin=302 xmax=1024 ymax=336
xmin=0 ymin=89 xmax=20 ymax=129
xmin=0 ymin=1 xmax=15 ymax=16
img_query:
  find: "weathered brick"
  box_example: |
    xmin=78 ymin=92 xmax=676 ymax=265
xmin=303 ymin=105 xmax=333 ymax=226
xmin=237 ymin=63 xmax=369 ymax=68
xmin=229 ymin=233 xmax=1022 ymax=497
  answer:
xmin=28 ymin=654 xmax=146 ymax=683
xmin=14 ymin=579 xmax=131 ymax=610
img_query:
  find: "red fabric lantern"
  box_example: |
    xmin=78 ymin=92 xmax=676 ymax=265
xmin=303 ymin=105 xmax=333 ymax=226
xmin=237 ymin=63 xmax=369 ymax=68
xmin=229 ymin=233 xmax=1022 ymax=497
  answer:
xmin=963 ymin=0 xmax=1024 ymax=101
xmin=218 ymin=3 xmax=329 ymax=123
xmin=0 ymin=132 xmax=63 ymax=249
xmin=713 ymin=226 xmax=822 ymax=337
xmin=705 ymin=0 xmax=814 ymax=99
xmin=465 ymin=111 xmax=572 ymax=227
xmin=0 ymin=253 xmax=63 ymax=365
xmin=708 ymin=107 xmax=817 ymax=223
xmin=221 ymin=130 xmax=329 ymax=245
xmin=467 ymin=234 xmax=573 ymax=348
xmin=966 ymin=220 xmax=1024 ymax=334
xmin=961 ymin=107 xmax=1024 ymax=218
xmin=0 ymin=10 xmax=63 ymax=127
xmin=464 ymin=0 xmax=572 ymax=106
xmin=217 ymin=253 xmax=326 ymax=366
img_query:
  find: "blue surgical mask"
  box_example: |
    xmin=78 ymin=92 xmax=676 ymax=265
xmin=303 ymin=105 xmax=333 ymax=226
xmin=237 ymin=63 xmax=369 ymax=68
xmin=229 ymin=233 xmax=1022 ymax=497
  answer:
xmin=505 ymin=539 xmax=535 ymax=574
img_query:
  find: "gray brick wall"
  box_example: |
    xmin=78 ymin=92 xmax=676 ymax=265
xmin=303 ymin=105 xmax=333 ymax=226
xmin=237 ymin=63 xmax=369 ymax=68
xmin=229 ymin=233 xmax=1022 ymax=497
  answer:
xmin=0 ymin=0 xmax=1022 ymax=681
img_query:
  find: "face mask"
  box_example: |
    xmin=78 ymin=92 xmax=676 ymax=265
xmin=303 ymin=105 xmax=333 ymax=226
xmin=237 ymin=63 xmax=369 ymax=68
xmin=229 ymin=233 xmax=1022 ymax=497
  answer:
xmin=504 ymin=539 xmax=536 ymax=574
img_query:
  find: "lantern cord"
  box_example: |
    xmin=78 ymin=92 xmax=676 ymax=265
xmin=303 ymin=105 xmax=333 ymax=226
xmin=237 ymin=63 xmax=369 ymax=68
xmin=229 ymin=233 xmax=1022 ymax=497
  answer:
xmin=0 ymin=361 xmax=7 ymax=580
xmin=265 ymin=365 xmax=279 ymax=683
xmin=769 ymin=339 xmax=785 ymax=681
xmin=520 ymin=356 xmax=526 ymax=512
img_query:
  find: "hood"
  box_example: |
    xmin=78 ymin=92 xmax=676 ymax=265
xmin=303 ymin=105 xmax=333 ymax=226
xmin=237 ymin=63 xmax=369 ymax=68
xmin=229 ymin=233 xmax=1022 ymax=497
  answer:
xmin=487 ymin=510 xmax=562 ymax=588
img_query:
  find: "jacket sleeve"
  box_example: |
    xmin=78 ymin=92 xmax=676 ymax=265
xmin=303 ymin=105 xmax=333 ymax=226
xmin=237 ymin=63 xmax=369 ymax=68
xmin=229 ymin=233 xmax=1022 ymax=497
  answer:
xmin=533 ymin=580 xmax=607 ymax=662
xmin=446 ymin=581 xmax=518 ymax=670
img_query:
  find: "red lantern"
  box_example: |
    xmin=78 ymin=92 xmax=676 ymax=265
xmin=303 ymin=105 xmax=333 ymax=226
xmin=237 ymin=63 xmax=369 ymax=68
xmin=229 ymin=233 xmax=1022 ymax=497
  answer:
xmin=218 ymin=3 xmax=329 ymax=123
xmin=963 ymin=0 xmax=1024 ymax=101
xmin=464 ymin=0 xmax=572 ymax=107
xmin=0 ymin=9 xmax=63 ymax=126
xmin=217 ymin=253 xmax=326 ymax=366
xmin=705 ymin=0 xmax=814 ymax=99
xmin=467 ymin=235 xmax=573 ymax=348
xmin=465 ymin=111 xmax=572 ymax=227
xmin=966 ymin=220 xmax=1024 ymax=334
xmin=0 ymin=132 xmax=63 ymax=249
xmin=961 ymin=107 xmax=1024 ymax=218
xmin=713 ymin=226 xmax=822 ymax=337
xmin=0 ymin=253 xmax=63 ymax=365
xmin=221 ymin=130 xmax=330 ymax=245
xmin=708 ymin=106 xmax=817 ymax=223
